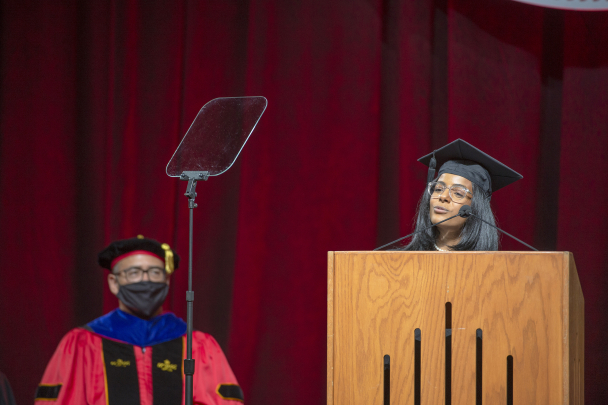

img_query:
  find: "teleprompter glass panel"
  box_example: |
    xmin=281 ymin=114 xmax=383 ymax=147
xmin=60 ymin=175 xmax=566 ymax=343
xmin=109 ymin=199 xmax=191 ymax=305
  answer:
xmin=166 ymin=96 xmax=267 ymax=177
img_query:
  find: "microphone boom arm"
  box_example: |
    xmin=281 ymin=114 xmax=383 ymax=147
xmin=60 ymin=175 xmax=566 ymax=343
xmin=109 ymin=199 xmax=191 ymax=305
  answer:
xmin=374 ymin=205 xmax=538 ymax=252
xmin=466 ymin=213 xmax=539 ymax=251
xmin=374 ymin=213 xmax=463 ymax=251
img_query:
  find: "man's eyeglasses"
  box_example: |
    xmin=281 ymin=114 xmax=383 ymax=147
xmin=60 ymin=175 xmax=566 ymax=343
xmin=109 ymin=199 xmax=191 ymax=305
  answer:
xmin=427 ymin=181 xmax=473 ymax=203
xmin=115 ymin=266 xmax=167 ymax=283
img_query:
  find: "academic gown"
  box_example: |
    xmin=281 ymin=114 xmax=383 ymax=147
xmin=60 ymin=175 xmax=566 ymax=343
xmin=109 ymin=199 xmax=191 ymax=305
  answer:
xmin=0 ymin=372 xmax=17 ymax=405
xmin=36 ymin=309 xmax=243 ymax=405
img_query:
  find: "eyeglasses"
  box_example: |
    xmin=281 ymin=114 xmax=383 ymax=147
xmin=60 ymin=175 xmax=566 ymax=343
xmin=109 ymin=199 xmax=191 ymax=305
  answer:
xmin=115 ymin=266 xmax=167 ymax=283
xmin=427 ymin=181 xmax=473 ymax=203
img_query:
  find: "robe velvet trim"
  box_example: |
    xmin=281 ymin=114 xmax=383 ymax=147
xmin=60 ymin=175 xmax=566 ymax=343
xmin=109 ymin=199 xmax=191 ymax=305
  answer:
xmin=87 ymin=309 xmax=187 ymax=347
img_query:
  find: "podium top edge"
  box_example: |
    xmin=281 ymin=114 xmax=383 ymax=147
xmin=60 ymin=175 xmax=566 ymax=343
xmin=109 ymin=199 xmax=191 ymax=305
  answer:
xmin=330 ymin=251 xmax=571 ymax=255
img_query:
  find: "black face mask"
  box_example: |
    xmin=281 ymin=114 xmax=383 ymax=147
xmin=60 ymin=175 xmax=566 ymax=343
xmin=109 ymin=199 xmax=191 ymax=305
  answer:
xmin=116 ymin=281 xmax=169 ymax=318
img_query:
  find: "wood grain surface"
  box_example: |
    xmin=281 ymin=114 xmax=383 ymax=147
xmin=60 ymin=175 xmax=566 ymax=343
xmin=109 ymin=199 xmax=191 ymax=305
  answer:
xmin=327 ymin=252 xmax=584 ymax=405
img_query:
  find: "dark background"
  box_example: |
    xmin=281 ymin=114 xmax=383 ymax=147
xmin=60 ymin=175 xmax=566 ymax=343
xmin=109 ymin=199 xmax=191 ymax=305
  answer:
xmin=0 ymin=0 xmax=606 ymax=403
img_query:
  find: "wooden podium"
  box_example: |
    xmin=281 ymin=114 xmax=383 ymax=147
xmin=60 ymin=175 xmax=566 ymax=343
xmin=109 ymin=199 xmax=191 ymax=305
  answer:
xmin=327 ymin=252 xmax=584 ymax=404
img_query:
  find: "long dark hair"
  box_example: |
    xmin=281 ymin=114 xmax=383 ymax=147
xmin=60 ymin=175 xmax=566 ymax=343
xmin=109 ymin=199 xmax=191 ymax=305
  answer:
xmin=400 ymin=184 xmax=499 ymax=251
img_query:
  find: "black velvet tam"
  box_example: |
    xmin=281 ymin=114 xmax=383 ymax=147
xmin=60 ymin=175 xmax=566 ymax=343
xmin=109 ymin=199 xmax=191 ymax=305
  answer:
xmin=97 ymin=236 xmax=180 ymax=271
xmin=418 ymin=139 xmax=522 ymax=195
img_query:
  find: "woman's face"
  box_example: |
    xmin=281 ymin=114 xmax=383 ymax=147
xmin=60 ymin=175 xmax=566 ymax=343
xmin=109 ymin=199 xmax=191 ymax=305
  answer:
xmin=428 ymin=173 xmax=473 ymax=232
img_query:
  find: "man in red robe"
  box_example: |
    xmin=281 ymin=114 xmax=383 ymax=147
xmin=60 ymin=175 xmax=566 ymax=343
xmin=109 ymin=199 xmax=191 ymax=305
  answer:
xmin=36 ymin=236 xmax=243 ymax=405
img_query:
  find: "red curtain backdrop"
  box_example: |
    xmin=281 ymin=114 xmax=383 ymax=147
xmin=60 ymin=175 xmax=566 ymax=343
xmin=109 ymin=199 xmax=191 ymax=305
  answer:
xmin=0 ymin=0 xmax=606 ymax=403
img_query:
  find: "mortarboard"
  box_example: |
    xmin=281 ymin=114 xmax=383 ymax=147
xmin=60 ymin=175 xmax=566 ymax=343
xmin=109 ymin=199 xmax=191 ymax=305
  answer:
xmin=98 ymin=235 xmax=180 ymax=274
xmin=418 ymin=139 xmax=522 ymax=196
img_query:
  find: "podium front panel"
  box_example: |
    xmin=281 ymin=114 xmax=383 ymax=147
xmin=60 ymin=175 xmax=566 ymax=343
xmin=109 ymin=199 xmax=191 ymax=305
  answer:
xmin=327 ymin=251 xmax=583 ymax=405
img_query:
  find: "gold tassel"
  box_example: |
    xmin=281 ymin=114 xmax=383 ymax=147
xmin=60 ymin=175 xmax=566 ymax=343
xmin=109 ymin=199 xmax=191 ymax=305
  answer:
xmin=161 ymin=243 xmax=175 ymax=275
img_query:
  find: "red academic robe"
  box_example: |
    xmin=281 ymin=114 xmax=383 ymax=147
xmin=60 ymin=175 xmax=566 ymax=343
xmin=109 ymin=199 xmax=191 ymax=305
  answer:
xmin=36 ymin=328 xmax=242 ymax=405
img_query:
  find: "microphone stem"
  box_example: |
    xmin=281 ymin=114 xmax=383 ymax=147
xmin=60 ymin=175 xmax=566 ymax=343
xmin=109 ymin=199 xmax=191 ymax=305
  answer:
xmin=374 ymin=213 xmax=461 ymax=251
xmin=469 ymin=214 xmax=538 ymax=252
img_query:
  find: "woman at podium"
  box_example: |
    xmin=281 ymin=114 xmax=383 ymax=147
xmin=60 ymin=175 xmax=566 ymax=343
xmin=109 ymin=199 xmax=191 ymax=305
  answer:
xmin=401 ymin=139 xmax=522 ymax=252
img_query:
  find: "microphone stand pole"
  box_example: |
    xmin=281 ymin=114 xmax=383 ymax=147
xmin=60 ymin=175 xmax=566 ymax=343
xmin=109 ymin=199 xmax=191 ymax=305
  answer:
xmin=180 ymin=170 xmax=209 ymax=405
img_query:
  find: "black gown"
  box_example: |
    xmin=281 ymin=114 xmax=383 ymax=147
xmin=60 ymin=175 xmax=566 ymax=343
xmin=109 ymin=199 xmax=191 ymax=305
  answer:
xmin=0 ymin=371 xmax=16 ymax=405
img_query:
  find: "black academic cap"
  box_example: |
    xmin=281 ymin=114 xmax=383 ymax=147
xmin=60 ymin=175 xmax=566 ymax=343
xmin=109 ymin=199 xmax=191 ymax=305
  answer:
xmin=98 ymin=235 xmax=180 ymax=274
xmin=418 ymin=139 xmax=522 ymax=196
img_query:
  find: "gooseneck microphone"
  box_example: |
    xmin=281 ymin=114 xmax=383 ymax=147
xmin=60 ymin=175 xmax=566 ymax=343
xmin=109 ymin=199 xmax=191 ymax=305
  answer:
xmin=374 ymin=205 xmax=471 ymax=251
xmin=458 ymin=205 xmax=538 ymax=251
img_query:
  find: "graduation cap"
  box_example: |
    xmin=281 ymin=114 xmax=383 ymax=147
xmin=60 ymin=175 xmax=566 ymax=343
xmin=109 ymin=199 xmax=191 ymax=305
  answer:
xmin=418 ymin=139 xmax=522 ymax=196
xmin=98 ymin=235 xmax=180 ymax=275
